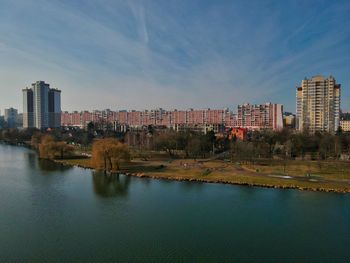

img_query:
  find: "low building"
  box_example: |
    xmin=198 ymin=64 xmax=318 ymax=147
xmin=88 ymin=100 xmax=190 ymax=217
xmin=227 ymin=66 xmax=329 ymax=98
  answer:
xmin=113 ymin=122 xmax=129 ymax=133
xmin=340 ymin=120 xmax=350 ymax=132
xmin=229 ymin=127 xmax=248 ymax=141
xmin=283 ymin=112 xmax=295 ymax=128
xmin=172 ymin=123 xmax=225 ymax=134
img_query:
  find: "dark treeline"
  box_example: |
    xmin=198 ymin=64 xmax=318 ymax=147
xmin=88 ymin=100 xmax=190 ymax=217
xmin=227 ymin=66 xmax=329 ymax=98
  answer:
xmin=0 ymin=122 xmax=123 ymax=146
xmin=1 ymin=124 xmax=350 ymax=161
xmin=111 ymin=126 xmax=350 ymax=161
xmin=230 ymin=130 xmax=350 ymax=162
xmin=0 ymin=128 xmax=38 ymax=144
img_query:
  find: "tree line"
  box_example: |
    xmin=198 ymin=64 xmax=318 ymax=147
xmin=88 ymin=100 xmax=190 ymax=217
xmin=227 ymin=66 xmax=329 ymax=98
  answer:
xmin=1 ymin=125 xmax=350 ymax=163
xmin=149 ymin=129 xmax=350 ymax=161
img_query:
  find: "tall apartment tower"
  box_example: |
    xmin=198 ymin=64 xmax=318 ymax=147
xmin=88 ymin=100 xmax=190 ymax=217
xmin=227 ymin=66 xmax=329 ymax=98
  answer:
xmin=296 ymin=75 xmax=341 ymax=133
xmin=48 ymin=88 xmax=61 ymax=128
xmin=22 ymin=81 xmax=61 ymax=129
xmin=22 ymin=88 xmax=34 ymax=128
xmin=33 ymin=81 xmax=50 ymax=129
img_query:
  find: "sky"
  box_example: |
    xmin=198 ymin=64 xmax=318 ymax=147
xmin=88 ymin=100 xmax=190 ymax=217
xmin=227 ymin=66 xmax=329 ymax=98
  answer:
xmin=0 ymin=0 xmax=349 ymax=113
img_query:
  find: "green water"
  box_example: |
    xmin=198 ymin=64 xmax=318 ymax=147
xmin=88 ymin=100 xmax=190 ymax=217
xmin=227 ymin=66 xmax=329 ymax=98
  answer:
xmin=0 ymin=144 xmax=349 ymax=262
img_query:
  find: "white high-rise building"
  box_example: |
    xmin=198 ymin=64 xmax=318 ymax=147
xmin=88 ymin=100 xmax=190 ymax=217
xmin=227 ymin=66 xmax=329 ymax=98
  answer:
xmin=33 ymin=81 xmax=50 ymax=129
xmin=22 ymin=81 xmax=61 ymax=129
xmin=296 ymin=75 xmax=341 ymax=133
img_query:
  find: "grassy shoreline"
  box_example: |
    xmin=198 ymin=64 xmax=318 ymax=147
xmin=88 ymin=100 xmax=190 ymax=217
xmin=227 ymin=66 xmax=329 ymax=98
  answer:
xmin=55 ymin=157 xmax=350 ymax=194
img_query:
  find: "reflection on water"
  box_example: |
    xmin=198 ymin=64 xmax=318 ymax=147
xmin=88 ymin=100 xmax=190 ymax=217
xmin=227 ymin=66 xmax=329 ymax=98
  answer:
xmin=26 ymin=152 xmax=37 ymax=169
xmin=92 ymin=171 xmax=131 ymax=198
xmin=25 ymin=152 xmax=72 ymax=173
xmin=38 ymin=159 xmax=72 ymax=173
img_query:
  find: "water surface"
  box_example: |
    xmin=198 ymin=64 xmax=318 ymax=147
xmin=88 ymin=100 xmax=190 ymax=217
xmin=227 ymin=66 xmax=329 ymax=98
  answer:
xmin=0 ymin=144 xmax=349 ymax=262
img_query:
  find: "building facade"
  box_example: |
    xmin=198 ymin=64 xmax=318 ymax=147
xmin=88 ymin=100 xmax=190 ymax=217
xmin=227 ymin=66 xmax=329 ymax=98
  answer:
xmin=296 ymin=75 xmax=341 ymax=133
xmin=23 ymin=81 xmax=61 ymax=129
xmin=283 ymin=112 xmax=296 ymax=129
xmin=61 ymin=108 xmax=234 ymax=129
xmin=4 ymin=108 xmax=18 ymax=128
xmin=33 ymin=81 xmax=50 ymax=129
xmin=340 ymin=120 xmax=350 ymax=132
xmin=48 ymin=88 xmax=62 ymax=128
xmin=22 ymin=88 xmax=34 ymax=128
xmin=61 ymin=105 xmax=283 ymax=132
xmin=229 ymin=127 xmax=248 ymax=141
xmin=236 ymin=103 xmax=283 ymax=131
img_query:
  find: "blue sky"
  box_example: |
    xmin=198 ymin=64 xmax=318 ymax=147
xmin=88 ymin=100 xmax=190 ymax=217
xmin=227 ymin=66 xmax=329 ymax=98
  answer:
xmin=0 ymin=0 xmax=349 ymax=113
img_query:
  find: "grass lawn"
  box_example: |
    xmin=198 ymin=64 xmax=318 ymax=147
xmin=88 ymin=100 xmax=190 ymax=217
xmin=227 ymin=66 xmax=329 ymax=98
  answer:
xmin=243 ymin=159 xmax=350 ymax=180
xmin=55 ymin=156 xmax=350 ymax=193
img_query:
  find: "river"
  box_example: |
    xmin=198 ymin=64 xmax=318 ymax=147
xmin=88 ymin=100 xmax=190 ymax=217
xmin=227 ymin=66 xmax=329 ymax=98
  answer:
xmin=0 ymin=144 xmax=349 ymax=262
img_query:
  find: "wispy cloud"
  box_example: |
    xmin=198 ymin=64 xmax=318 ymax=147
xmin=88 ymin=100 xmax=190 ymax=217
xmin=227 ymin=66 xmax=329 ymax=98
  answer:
xmin=127 ymin=0 xmax=149 ymax=45
xmin=0 ymin=0 xmax=349 ymax=112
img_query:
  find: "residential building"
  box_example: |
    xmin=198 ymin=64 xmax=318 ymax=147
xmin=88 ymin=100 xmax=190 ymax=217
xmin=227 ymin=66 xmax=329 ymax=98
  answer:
xmin=296 ymin=75 xmax=341 ymax=133
xmin=33 ymin=81 xmax=50 ymax=129
xmin=22 ymin=88 xmax=34 ymax=128
xmin=173 ymin=123 xmax=225 ymax=134
xmin=236 ymin=103 xmax=283 ymax=131
xmin=229 ymin=127 xmax=248 ymax=141
xmin=48 ymin=88 xmax=61 ymax=128
xmin=23 ymin=81 xmax=61 ymax=129
xmin=61 ymin=106 xmax=286 ymax=132
xmin=271 ymin=103 xmax=284 ymax=130
xmin=4 ymin=108 xmax=18 ymax=128
xmin=283 ymin=112 xmax=296 ymax=128
xmin=17 ymin=113 xmax=23 ymax=128
xmin=61 ymin=108 xmax=234 ymax=131
xmin=340 ymin=120 xmax=350 ymax=132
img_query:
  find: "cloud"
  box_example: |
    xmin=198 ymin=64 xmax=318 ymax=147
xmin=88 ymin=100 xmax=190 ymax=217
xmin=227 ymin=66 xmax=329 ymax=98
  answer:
xmin=0 ymin=0 xmax=349 ymax=113
xmin=126 ymin=0 xmax=149 ymax=44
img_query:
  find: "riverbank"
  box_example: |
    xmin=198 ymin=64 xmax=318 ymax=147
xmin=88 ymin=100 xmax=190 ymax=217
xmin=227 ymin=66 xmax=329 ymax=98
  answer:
xmin=55 ymin=157 xmax=350 ymax=193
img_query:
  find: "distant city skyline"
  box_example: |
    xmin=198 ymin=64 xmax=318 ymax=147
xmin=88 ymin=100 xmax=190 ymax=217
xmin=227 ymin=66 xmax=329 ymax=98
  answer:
xmin=1 ymin=0 xmax=349 ymax=112
xmin=61 ymin=103 xmax=284 ymax=131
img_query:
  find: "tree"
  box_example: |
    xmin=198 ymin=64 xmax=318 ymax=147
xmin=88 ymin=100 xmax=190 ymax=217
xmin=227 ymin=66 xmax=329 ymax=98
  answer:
xmin=186 ymin=136 xmax=202 ymax=160
xmin=31 ymin=132 xmax=43 ymax=148
xmin=319 ymin=134 xmax=335 ymax=159
xmin=91 ymin=138 xmax=131 ymax=172
xmin=38 ymin=135 xmax=74 ymax=159
xmin=87 ymin=122 xmax=95 ymax=133
xmin=231 ymin=141 xmax=255 ymax=164
xmin=184 ymin=133 xmax=213 ymax=159
xmin=154 ymin=132 xmax=178 ymax=157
